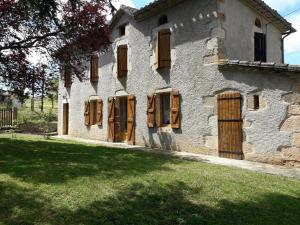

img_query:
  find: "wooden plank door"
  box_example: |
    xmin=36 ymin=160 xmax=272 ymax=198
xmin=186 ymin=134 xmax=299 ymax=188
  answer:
xmin=108 ymin=97 xmax=115 ymax=142
xmin=218 ymin=92 xmax=243 ymax=160
xmin=127 ymin=95 xmax=135 ymax=145
xmin=63 ymin=103 xmax=69 ymax=135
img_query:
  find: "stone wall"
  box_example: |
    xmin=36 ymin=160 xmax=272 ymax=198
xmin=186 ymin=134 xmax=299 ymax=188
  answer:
xmin=279 ymin=80 xmax=300 ymax=167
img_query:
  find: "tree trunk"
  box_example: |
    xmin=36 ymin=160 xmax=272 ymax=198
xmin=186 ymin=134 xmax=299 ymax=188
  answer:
xmin=51 ymin=97 xmax=54 ymax=109
xmin=31 ymin=78 xmax=35 ymax=111
xmin=41 ymin=78 xmax=45 ymax=113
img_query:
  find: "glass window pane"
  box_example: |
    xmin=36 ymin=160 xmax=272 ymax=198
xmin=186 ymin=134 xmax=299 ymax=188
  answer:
xmin=162 ymin=94 xmax=170 ymax=125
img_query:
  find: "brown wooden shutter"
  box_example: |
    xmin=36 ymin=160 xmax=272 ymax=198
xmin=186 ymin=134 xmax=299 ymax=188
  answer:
xmin=90 ymin=55 xmax=99 ymax=82
xmin=171 ymin=91 xmax=180 ymax=129
xmin=127 ymin=95 xmax=136 ymax=145
xmin=96 ymin=99 xmax=103 ymax=126
xmin=218 ymin=92 xmax=243 ymax=160
xmin=84 ymin=101 xmax=90 ymax=126
xmin=64 ymin=66 xmax=72 ymax=88
xmin=155 ymin=29 xmax=171 ymax=70
xmin=117 ymin=45 xmax=128 ymax=77
xmin=147 ymin=94 xmax=156 ymax=128
xmin=108 ymin=97 xmax=115 ymax=142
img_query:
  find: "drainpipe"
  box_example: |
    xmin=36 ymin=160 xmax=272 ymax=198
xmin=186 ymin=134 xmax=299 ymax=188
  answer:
xmin=281 ymin=30 xmax=295 ymax=64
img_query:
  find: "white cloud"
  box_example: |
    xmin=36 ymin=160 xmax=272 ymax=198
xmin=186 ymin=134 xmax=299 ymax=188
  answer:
xmin=284 ymin=13 xmax=300 ymax=53
xmin=264 ymin=0 xmax=298 ymax=11
xmin=112 ymin=0 xmax=135 ymax=9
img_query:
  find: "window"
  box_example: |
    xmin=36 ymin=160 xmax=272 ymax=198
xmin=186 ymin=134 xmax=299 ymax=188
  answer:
xmin=64 ymin=66 xmax=72 ymax=88
xmin=254 ymin=32 xmax=266 ymax=62
xmin=248 ymin=94 xmax=260 ymax=110
xmin=158 ymin=15 xmax=168 ymax=26
xmin=117 ymin=45 xmax=128 ymax=77
xmin=84 ymin=99 xmax=103 ymax=126
xmin=147 ymin=91 xmax=180 ymax=129
xmin=119 ymin=25 xmax=126 ymax=37
xmin=255 ymin=18 xmax=262 ymax=28
xmin=90 ymin=55 xmax=99 ymax=82
xmin=154 ymin=29 xmax=171 ymax=70
xmin=161 ymin=93 xmax=171 ymax=125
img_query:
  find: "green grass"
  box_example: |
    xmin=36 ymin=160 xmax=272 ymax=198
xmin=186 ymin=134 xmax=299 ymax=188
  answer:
xmin=0 ymin=134 xmax=299 ymax=225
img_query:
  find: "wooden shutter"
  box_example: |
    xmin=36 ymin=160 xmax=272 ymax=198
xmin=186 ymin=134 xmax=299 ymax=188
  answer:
xmin=96 ymin=99 xmax=103 ymax=126
xmin=147 ymin=94 xmax=156 ymax=128
xmin=127 ymin=95 xmax=136 ymax=145
xmin=117 ymin=45 xmax=128 ymax=77
xmin=84 ymin=101 xmax=90 ymax=126
xmin=64 ymin=66 xmax=72 ymax=88
xmin=218 ymin=92 xmax=243 ymax=160
xmin=108 ymin=97 xmax=115 ymax=142
xmin=90 ymin=55 xmax=99 ymax=82
xmin=171 ymin=91 xmax=180 ymax=129
xmin=155 ymin=29 xmax=171 ymax=69
xmin=254 ymin=32 xmax=266 ymax=62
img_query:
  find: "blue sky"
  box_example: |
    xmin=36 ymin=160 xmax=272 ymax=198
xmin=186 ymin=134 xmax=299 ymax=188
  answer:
xmin=119 ymin=0 xmax=300 ymax=64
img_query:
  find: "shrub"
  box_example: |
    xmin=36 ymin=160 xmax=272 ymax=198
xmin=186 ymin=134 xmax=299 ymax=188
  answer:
xmin=15 ymin=109 xmax=57 ymax=134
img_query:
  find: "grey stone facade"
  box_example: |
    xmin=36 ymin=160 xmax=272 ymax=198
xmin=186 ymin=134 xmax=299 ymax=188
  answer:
xmin=58 ymin=0 xmax=300 ymax=166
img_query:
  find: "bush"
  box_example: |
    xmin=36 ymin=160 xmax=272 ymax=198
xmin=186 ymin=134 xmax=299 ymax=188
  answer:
xmin=15 ymin=109 xmax=57 ymax=134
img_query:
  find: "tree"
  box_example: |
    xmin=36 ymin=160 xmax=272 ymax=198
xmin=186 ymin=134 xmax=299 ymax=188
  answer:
xmin=0 ymin=0 xmax=114 ymax=98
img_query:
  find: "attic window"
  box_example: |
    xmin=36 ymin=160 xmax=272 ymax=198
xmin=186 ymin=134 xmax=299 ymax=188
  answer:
xmin=158 ymin=15 xmax=168 ymax=26
xmin=255 ymin=18 xmax=262 ymax=28
xmin=119 ymin=25 xmax=126 ymax=37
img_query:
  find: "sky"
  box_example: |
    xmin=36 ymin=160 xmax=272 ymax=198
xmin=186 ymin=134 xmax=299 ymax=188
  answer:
xmin=117 ymin=0 xmax=300 ymax=64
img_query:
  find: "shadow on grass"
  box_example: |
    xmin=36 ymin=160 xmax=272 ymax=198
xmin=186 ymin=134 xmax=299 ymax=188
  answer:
xmin=0 ymin=180 xmax=300 ymax=225
xmin=0 ymin=138 xmax=176 ymax=184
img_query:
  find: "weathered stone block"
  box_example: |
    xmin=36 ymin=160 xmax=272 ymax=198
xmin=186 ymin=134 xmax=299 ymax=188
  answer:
xmin=288 ymin=105 xmax=300 ymax=115
xmin=283 ymin=93 xmax=300 ymax=104
xmin=205 ymin=136 xmax=218 ymax=148
xmin=292 ymin=80 xmax=300 ymax=93
xmin=292 ymin=133 xmax=300 ymax=147
xmin=281 ymin=147 xmax=300 ymax=162
xmin=203 ymin=96 xmax=216 ymax=107
xmin=243 ymin=120 xmax=252 ymax=128
xmin=280 ymin=116 xmax=300 ymax=132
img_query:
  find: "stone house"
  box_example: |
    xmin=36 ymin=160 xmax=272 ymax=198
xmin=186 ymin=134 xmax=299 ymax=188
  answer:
xmin=58 ymin=0 xmax=300 ymax=166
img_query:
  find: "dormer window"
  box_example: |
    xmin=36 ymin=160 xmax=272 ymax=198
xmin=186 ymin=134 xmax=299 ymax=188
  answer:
xmin=158 ymin=15 xmax=168 ymax=26
xmin=119 ymin=24 xmax=126 ymax=37
xmin=255 ymin=18 xmax=262 ymax=28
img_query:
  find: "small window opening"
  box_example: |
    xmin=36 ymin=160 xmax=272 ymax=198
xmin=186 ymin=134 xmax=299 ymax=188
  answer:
xmin=255 ymin=18 xmax=262 ymax=28
xmin=119 ymin=25 xmax=126 ymax=37
xmin=253 ymin=95 xmax=260 ymax=110
xmin=158 ymin=15 xmax=168 ymax=26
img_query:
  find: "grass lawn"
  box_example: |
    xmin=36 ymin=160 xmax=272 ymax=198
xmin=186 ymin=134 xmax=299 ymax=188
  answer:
xmin=0 ymin=134 xmax=300 ymax=225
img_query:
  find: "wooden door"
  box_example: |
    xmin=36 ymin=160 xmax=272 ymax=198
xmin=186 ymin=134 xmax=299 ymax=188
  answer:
xmin=63 ymin=103 xmax=69 ymax=135
xmin=108 ymin=97 xmax=115 ymax=142
xmin=218 ymin=92 xmax=243 ymax=160
xmin=127 ymin=95 xmax=135 ymax=145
